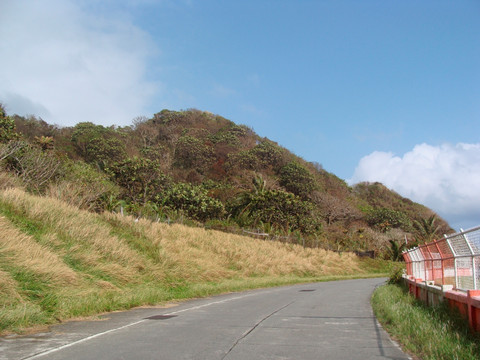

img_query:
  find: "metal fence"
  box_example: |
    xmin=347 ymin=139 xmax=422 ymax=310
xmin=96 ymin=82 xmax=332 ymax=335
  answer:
xmin=403 ymin=225 xmax=480 ymax=291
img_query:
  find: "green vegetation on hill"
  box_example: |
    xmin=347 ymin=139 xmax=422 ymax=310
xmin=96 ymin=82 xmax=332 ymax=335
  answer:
xmin=1 ymin=105 xmax=452 ymax=256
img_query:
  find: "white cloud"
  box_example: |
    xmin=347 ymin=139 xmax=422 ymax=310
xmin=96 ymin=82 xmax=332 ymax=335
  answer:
xmin=0 ymin=0 xmax=158 ymax=127
xmin=349 ymin=143 xmax=480 ymax=230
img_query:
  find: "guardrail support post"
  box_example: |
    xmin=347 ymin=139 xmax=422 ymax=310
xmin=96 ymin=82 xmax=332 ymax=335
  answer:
xmin=461 ymin=230 xmax=477 ymax=290
xmin=445 ymin=235 xmax=458 ymax=289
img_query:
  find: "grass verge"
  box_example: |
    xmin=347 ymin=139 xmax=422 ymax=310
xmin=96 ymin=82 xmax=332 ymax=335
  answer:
xmin=371 ymin=283 xmax=480 ymax=360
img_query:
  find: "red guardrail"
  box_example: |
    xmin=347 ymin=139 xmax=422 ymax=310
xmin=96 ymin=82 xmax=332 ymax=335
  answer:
xmin=403 ymin=225 xmax=480 ymax=291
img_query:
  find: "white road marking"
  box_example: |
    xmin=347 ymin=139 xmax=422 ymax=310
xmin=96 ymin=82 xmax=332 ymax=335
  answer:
xmin=22 ymin=291 xmax=263 ymax=359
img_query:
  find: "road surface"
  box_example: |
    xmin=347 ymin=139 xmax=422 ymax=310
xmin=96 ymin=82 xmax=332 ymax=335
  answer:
xmin=1 ymin=278 xmax=410 ymax=359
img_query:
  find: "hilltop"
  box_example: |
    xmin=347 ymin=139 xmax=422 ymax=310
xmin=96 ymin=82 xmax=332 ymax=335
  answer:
xmin=0 ymin=105 xmax=449 ymax=333
xmin=1 ymin=106 xmax=451 ymax=255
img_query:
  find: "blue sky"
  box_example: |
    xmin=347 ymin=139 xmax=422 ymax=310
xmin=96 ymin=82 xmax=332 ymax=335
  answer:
xmin=1 ymin=0 xmax=479 ymax=230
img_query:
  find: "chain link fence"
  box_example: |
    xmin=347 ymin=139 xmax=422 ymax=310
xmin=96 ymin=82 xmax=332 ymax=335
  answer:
xmin=403 ymin=225 xmax=480 ymax=291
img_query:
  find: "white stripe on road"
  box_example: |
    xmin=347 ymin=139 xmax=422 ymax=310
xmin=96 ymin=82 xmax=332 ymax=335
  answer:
xmin=23 ymin=291 xmax=264 ymax=359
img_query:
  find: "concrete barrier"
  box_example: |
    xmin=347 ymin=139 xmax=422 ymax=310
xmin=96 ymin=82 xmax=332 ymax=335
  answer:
xmin=403 ymin=275 xmax=480 ymax=332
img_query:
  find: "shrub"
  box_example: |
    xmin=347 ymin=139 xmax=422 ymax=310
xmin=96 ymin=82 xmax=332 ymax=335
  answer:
xmin=225 ymin=150 xmax=259 ymax=172
xmin=251 ymin=140 xmax=286 ymax=169
xmin=160 ymin=182 xmax=225 ymax=221
xmin=173 ymin=135 xmax=214 ymax=173
xmin=229 ymin=189 xmax=321 ymax=234
xmin=47 ymin=161 xmax=119 ymax=211
xmin=312 ymin=191 xmax=361 ymax=225
xmin=279 ymin=161 xmax=317 ymax=198
xmin=365 ymin=207 xmax=412 ymax=233
xmin=108 ymin=157 xmax=170 ymax=205
xmin=2 ymin=141 xmax=60 ymax=193
xmin=0 ymin=105 xmax=19 ymax=143
xmin=71 ymin=122 xmax=127 ymax=167
xmin=388 ymin=262 xmax=405 ymax=284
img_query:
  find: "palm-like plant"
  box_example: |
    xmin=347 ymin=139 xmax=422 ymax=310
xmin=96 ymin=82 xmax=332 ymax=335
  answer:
xmin=34 ymin=136 xmax=54 ymax=151
xmin=388 ymin=239 xmax=406 ymax=261
xmin=252 ymin=173 xmax=266 ymax=195
xmin=413 ymin=215 xmax=440 ymax=243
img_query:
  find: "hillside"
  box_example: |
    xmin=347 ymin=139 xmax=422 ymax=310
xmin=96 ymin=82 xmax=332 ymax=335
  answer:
xmin=0 ymin=188 xmax=385 ymax=334
xmin=1 ymin=106 xmax=452 ymax=255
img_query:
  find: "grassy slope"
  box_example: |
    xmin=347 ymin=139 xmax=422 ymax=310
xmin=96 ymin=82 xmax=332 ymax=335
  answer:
xmin=0 ymin=188 xmax=387 ymax=334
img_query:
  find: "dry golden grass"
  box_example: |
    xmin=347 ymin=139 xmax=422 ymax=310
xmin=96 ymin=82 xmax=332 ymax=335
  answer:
xmin=0 ymin=188 xmax=159 ymax=285
xmin=0 ymin=268 xmax=21 ymax=305
xmin=0 ymin=170 xmax=22 ymax=190
xmin=0 ymin=188 xmax=384 ymax=333
xmin=113 ymin=215 xmax=365 ymax=282
xmin=0 ymin=216 xmax=78 ymax=285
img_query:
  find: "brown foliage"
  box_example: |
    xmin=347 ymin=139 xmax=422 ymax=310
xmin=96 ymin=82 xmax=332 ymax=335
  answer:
xmin=312 ymin=191 xmax=361 ymax=225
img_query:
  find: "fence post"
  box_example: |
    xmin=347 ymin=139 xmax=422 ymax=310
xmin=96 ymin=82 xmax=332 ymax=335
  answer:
xmin=433 ymin=239 xmax=444 ymax=285
xmin=423 ymin=245 xmax=428 ymax=281
xmin=445 ymin=234 xmax=458 ymax=289
xmin=461 ymin=228 xmax=477 ymax=290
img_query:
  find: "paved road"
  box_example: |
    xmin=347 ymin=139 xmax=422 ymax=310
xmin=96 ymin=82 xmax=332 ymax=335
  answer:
xmin=1 ymin=278 xmax=410 ymax=360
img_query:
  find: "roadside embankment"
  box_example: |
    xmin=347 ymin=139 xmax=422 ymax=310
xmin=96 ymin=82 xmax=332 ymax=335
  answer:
xmin=0 ymin=188 xmax=387 ymax=334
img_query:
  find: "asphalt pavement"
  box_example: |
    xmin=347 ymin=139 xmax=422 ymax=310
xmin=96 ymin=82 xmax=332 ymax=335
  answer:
xmin=1 ymin=278 xmax=410 ymax=360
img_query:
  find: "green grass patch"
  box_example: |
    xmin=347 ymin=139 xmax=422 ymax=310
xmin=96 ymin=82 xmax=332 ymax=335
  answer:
xmin=372 ymin=283 xmax=480 ymax=360
xmin=99 ymin=216 xmax=162 ymax=263
xmin=0 ymin=201 xmax=47 ymax=240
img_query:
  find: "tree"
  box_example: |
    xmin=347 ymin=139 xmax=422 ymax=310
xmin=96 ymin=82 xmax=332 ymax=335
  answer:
xmin=365 ymin=208 xmax=411 ymax=233
xmin=161 ymin=182 xmax=225 ymax=221
xmin=229 ymin=188 xmax=320 ymax=234
xmin=48 ymin=160 xmax=119 ymax=211
xmin=86 ymin=137 xmax=126 ymax=166
xmin=0 ymin=104 xmax=19 ymax=143
xmin=132 ymin=116 xmax=158 ymax=148
xmin=71 ymin=122 xmax=127 ymax=167
xmin=387 ymin=239 xmax=407 ymax=261
xmin=279 ymin=161 xmax=316 ymax=199
xmin=34 ymin=136 xmax=54 ymax=151
xmin=251 ymin=140 xmax=286 ymax=169
xmin=312 ymin=191 xmax=360 ymax=225
xmin=173 ymin=135 xmax=214 ymax=173
xmin=71 ymin=122 xmax=104 ymax=157
xmin=108 ymin=157 xmax=170 ymax=205
xmin=225 ymin=150 xmax=259 ymax=172
xmin=413 ymin=215 xmax=440 ymax=243
xmin=0 ymin=141 xmax=23 ymax=161
xmin=252 ymin=173 xmax=267 ymax=195
xmin=3 ymin=141 xmax=60 ymax=192
xmin=12 ymin=114 xmax=57 ymax=140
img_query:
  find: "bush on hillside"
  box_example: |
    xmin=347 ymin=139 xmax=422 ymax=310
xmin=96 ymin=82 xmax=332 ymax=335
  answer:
xmin=279 ymin=161 xmax=317 ymax=199
xmin=160 ymin=182 xmax=225 ymax=221
xmin=229 ymin=188 xmax=321 ymax=234
xmin=251 ymin=140 xmax=287 ymax=170
xmin=108 ymin=157 xmax=170 ymax=205
xmin=71 ymin=122 xmax=127 ymax=167
xmin=312 ymin=191 xmax=361 ymax=225
xmin=173 ymin=135 xmax=215 ymax=173
xmin=47 ymin=161 xmax=119 ymax=211
xmin=365 ymin=207 xmax=412 ymax=233
xmin=2 ymin=141 xmax=61 ymax=193
xmin=0 ymin=105 xmax=19 ymax=143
